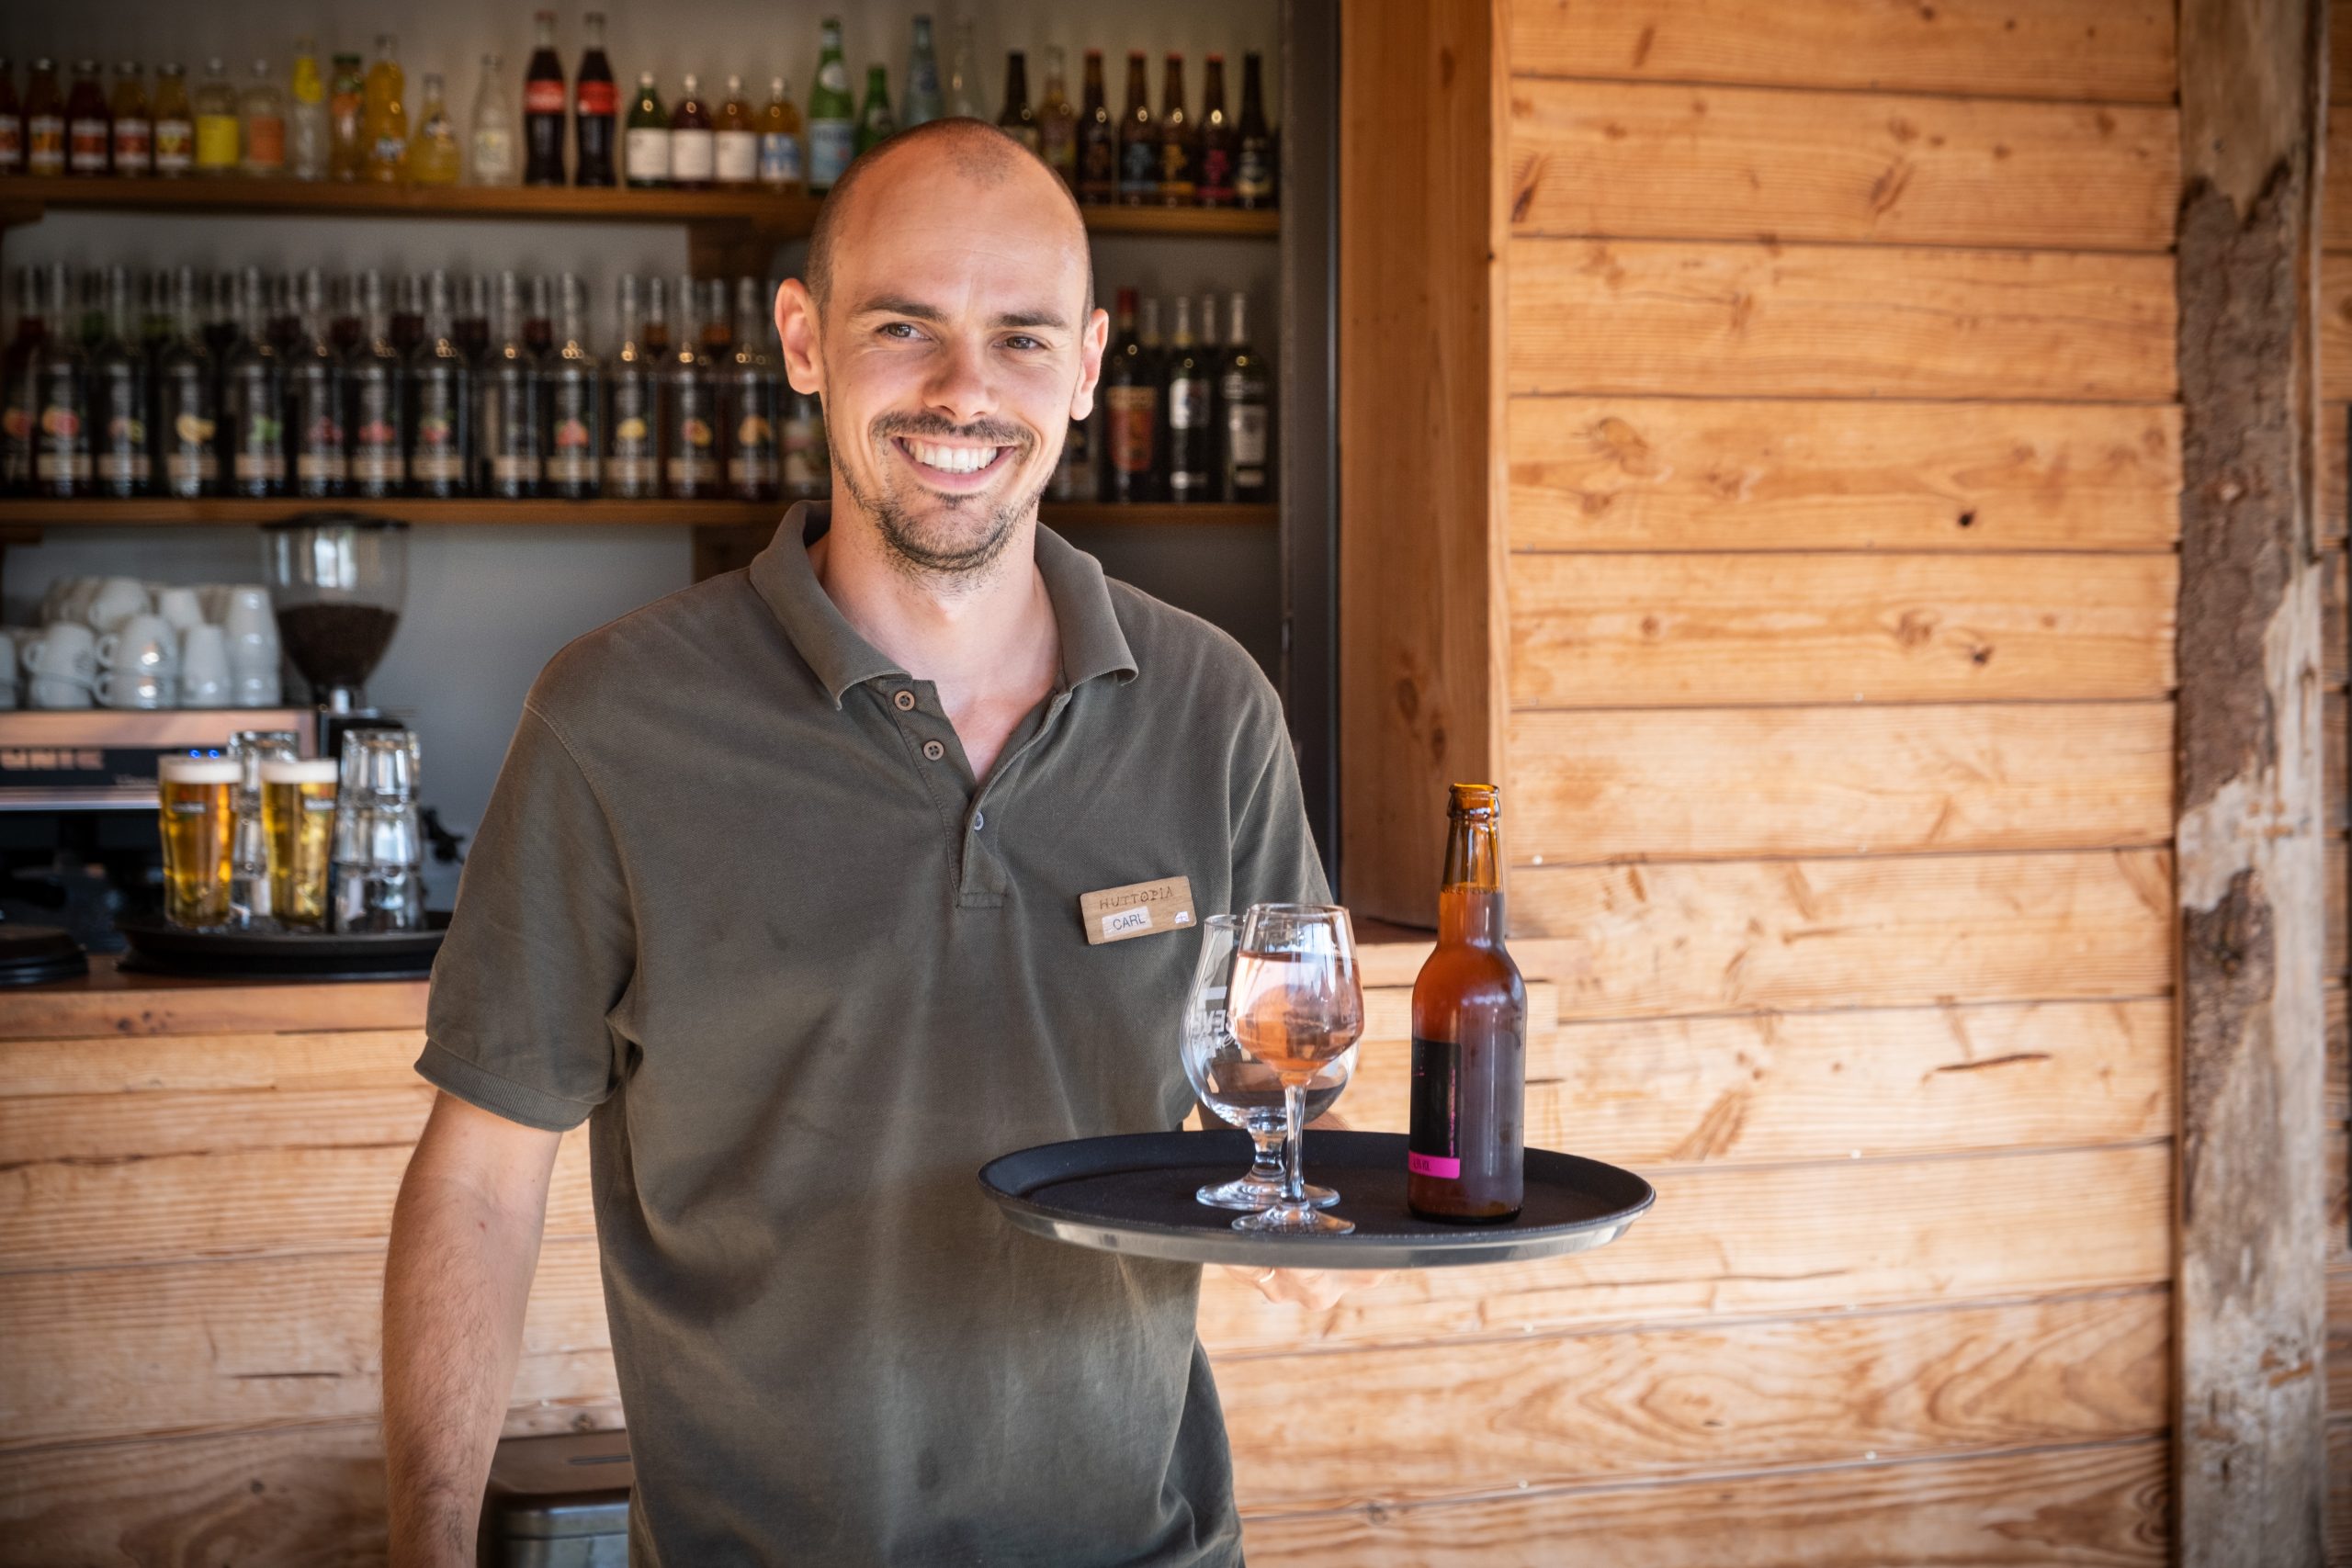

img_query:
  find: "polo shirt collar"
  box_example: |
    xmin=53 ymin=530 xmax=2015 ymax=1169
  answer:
xmin=750 ymin=502 xmax=1138 ymax=708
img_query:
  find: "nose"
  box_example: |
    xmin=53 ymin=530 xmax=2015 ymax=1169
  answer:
xmin=922 ymin=334 xmax=997 ymax=429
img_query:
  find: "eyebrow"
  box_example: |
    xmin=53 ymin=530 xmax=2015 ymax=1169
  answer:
xmin=851 ymin=295 xmax=1070 ymax=333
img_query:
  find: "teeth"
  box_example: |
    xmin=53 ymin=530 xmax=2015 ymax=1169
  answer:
xmin=906 ymin=440 xmax=1000 ymax=474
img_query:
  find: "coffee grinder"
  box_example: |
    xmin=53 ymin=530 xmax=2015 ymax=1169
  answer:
xmin=260 ymin=514 xmax=412 ymax=760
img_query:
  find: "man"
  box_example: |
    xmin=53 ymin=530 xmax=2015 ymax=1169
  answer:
xmin=382 ymin=119 xmax=1355 ymax=1565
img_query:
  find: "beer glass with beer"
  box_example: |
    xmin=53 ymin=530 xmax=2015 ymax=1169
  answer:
xmin=157 ymin=753 xmax=240 ymax=927
xmin=1226 ymin=902 xmax=1365 ymax=1235
xmin=261 ymin=758 xmax=340 ymax=930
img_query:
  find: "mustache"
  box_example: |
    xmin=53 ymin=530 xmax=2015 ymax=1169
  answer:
xmin=870 ymin=412 xmax=1033 ymax=450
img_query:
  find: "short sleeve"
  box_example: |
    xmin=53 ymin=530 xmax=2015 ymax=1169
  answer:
xmin=1229 ymin=686 xmax=1331 ymax=911
xmin=417 ymin=705 xmax=637 ymax=1131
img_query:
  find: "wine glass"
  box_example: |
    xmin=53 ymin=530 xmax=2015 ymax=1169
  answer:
xmin=1226 ymin=903 xmax=1365 ymax=1235
xmin=1181 ymin=914 xmax=1355 ymax=1211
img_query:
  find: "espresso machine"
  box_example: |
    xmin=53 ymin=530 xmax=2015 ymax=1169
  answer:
xmin=260 ymin=514 xmax=413 ymax=758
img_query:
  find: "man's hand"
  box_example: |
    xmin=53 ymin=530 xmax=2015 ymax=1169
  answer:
xmin=1223 ymin=1262 xmax=1390 ymax=1310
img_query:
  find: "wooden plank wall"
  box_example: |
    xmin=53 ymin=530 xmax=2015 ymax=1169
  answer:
xmin=2322 ymin=3 xmax=2352 ymax=1557
xmin=1245 ymin=0 xmax=2189 ymax=1559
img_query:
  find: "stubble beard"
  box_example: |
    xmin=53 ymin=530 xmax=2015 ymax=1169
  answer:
xmin=838 ymin=414 xmax=1054 ymax=593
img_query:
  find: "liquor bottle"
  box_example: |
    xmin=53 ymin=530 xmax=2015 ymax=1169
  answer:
xmin=451 ymin=274 xmax=490 ymax=362
xmin=575 ymin=14 xmax=617 ymax=186
xmin=1156 ymin=54 xmax=1193 ymax=206
xmin=201 ymin=271 xmax=243 ymax=363
xmin=997 ymin=52 xmax=1038 ymax=153
xmin=1 ymin=268 xmax=46 ymax=492
xmin=624 ymin=73 xmax=667 ymax=186
xmin=31 ymin=265 xmax=91 ymax=498
xmin=484 ymin=273 xmax=541 ymax=498
xmin=807 ymin=19 xmax=855 ymax=195
xmin=669 ymin=74 xmax=715 ymax=189
xmin=389 ymin=273 xmax=425 ymax=355
xmin=1075 ymin=51 xmax=1113 ymax=205
xmin=344 ymin=270 xmax=405 ymax=499
xmin=326 ymin=274 xmax=361 ymax=354
xmin=523 ymin=10 xmax=565 ymax=185
xmin=287 ymin=270 xmax=345 ymax=498
xmin=757 ymin=77 xmax=804 ymax=194
xmin=153 ymin=266 xmax=219 ymax=498
xmin=1196 ymin=55 xmax=1233 ymax=207
xmin=524 ymin=276 xmax=554 ymax=357
xmin=1408 ymin=784 xmax=1527 ymax=1224
xmin=220 ymin=268 xmax=286 ymax=498
xmin=782 ymin=373 xmax=827 ymax=500
xmin=541 ymin=274 xmax=600 ymax=499
xmin=661 ymin=281 xmax=718 ymax=497
xmin=407 ymin=73 xmax=461 ymax=186
xmin=722 ymin=276 xmax=780 ymax=502
xmin=1116 ymin=53 xmax=1154 ymax=207
xmin=642 ymin=276 xmax=670 ymax=355
xmin=240 ymin=59 xmax=287 ymax=177
xmin=901 ymin=17 xmax=944 ymax=129
xmin=0 ymin=58 xmax=22 ymax=175
xmin=855 ymin=66 xmax=896 ymax=156
xmin=406 ymin=271 xmax=471 ymax=496
xmin=325 ymin=53 xmax=364 ymax=180
xmin=142 ymin=270 xmax=177 ymax=357
xmin=75 ymin=270 xmax=107 ymax=352
xmin=605 ymin=275 xmax=658 ymax=498
xmin=1037 ymin=48 xmax=1077 ymax=187
xmin=943 ymin=18 xmax=980 ymax=118
xmin=699 ymin=277 xmax=731 ymax=357
xmin=89 ymin=267 xmax=149 ymax=496
xmin=1235 ymin=52 xmax=1274 ymax=209
xmin=715 ymin=76 xmax=758 ymax=187
xmin=109 ymin=62 xmax=152 ymax=175
xmin=1049 ymin=408 xmax=1094 ymax=502
xmin=362 ymin=39 xmax=408 ymax=183
xmin=25 ymin=60 xmax=65 ymax=177
xmin=1160 ymin=295 xmax=1211 ymax=502
xmin=65 ymin=61 xmax=109 ymax=176
xmin=1100 ymin=288 xmax=1158 ymax=502
xmin=469 ymin=53 xmax=517 ymax=185
xmin=264 ymin=272 xmax=303 ymax=356
xmin=153 ymin=63 xmax=193 ymax=175
xmin=1218 ymin=290 xmax=1270 ymax=502
xmin=288 ymin=42 xmax=328 ymax=179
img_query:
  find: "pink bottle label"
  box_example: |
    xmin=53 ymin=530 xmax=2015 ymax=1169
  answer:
xmin=1408 ymin=1152 xmax=1461 ymax=1179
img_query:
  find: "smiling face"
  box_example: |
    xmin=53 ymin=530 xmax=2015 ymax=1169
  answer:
xmin=776 ymin=127 xmax=1109 ymax=582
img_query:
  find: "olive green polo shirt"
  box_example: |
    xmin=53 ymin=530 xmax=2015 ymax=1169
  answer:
xmin=419 ymin=502 xmax=1326 ymax=1566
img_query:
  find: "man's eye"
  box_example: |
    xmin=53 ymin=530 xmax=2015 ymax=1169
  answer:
xmin=880 ymin=321 xmax=922 ymax=340
xmin=1004 ymin=335 xmax=1046 ymax=352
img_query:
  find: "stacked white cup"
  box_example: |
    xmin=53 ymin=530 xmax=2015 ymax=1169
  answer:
xmin=13 ymin=577 xmax=282 ymax=710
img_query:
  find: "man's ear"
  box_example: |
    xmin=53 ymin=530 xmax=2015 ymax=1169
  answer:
xmin=1070 ymin=304 xmax=1110 ymax=422
xmin=775 ymin=278 xmax=823 ymax=396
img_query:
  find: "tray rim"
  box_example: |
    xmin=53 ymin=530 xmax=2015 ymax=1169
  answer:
xmin=978 ymin=1129 xmax=1656 ymax=1271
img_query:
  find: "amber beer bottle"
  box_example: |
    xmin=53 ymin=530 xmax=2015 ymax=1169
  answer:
xmin=1408 ymin=784 xmax=1527 ymax=1223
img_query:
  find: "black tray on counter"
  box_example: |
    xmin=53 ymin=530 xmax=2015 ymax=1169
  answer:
xmin=978 ymin=1130 xmax=1655 ymax=1270
xmin=116 ymin=911 xmax=448 ymax=980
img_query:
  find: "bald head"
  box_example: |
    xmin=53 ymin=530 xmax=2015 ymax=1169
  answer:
xmin=805 ymin=118 xmax=1092 ymax=318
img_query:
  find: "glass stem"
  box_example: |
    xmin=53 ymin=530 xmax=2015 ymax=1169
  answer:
xmin=1280 ymin=1078 xmax=1306 ymax=1208
xmin=1249 ymin=1122 xmax=1286 ymax=1181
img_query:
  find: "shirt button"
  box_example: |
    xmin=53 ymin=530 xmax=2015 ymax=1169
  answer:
xmin=922 ymin=739 xmax=945 ymax=761
xmin=972 ymin=811 xmax=985 ymax=831
xmin=893 ymin=690 xmax=916 ymax=712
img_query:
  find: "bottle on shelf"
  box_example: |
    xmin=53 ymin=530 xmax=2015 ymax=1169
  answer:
xmin=997 ymin=52 xmax=1038 ymax=154
xmin=757 ymin=77 xmax=804 ymax=195
xmin=605 ymin=275 xmax=659 ymax=498
xmin=943 ymin=17 xmax=979 ymax=118
xmin=221 ymin=267 xmax=286 ymax=498
xmin=109 ymin=62 xmax=152 ymax=176
xmin=1116 ymin=52 xmax=1154 ymax=207
xmin=406 ymin=73 xmax=461 ymax=186
xmin=389 ymin=272 xmax=425 ymax=355
xmin=1218 ymin=289 xmax=1270 ymax=502
xmin=642 ymin=275 xmax=670 ymax=354
xmin=782 ymin=368 xmax=827 ymax=500
xmin=0 ymin=58 xmax=23 ymax=175
xmin=542 ymin=274 xmax=599 ymax=499
xmin=575 ymin=14 xmax=617 ymax=186
xmin=485 ymin=273 xmax=541 ymax=499
xmin=1 ymin=268 xmax=46 ymax=492
xmin=89 ymin=268 xmax=149 ymax=496
xmin=25 ymin=60 xmax=66 ymax=177
xmin=1037 ymin=48 xmax=1077 ymax=187
xmin=1101 ymin=287 xmax=1158 ymax=502
xmin=327 ymin=274 xmax=362 ymax=354
xmin=153 ymin=62 xmax=193 ymax=175
xmin=662 ymin=277 xmax=718 ymax=498
xmin=715 ymin=76 xmax=759 ymax=187
xmin=624 ymin=73 xmax=668 ymax=187
xmin=808 ymin=20 xmax=854 ymax=193
xmin=1157 ymin=54 xmax=1193 ymax=206
xmin=1196 ymin=55 xmax=1233 ymax=208
xmin=326 ymin=53 xmax=365 ymax=181
xmin=670 ymin=73 xmax=716 ymax=190
xmin=902 ymin=17 xmax=944 ymax=130
xmin=153 ymin=265 xmax=219 ymax=498
xmin=201 ymin=270 xmax=243 ymax=363
xmin=523 ymin=276 xmax=554 ymax=357
xmin=1049 ymin=399 xmax=1094 ymax=503
xmin=523 ymin=10 xmax=565 ymax=185
xmin=288 ymin=269 xmax=345 ymax=499
xmin=345 ymin=269 xmax=405 ymax=499
xmin=1408 ymin=783 xmax=1527 ymax=1224
xmin=856 ymin=65 xmax=897 ymax=156
xmin=1161 ymin=294 xmax=1211 ymax=501
xmin=1075 ymin=51 xmax=1114 ymax=205
xmin=141 ymin=269 xmax=176 ymax=356
xmin=470 ymin=53 xmax=517 ymax=186
xmin=361 ymin=37 xmax=408 ymax=184
xmin=288 ymin=42 xmax=328 ymax=179
xmin=31 ymin=265 xmax=91 ymax=498
xmin=699 ymin=277 xmax=731 ymax=357
xmin=74 ymin=270 xmax=107 ymax=351
xmin=240 ymin=59 xmax=287 ymax=178
xmin=454 ymin=274 xmax=492 ymax=361
xmin=1235 ymin=52 xmax=1274 ymax=209
xmin=65 ymin=61 xmax=109 ymax=176
xmin=405 ymin=270 xmax=471 ymax=496
xmin=722 ymin=276 xmax=779 ymax=502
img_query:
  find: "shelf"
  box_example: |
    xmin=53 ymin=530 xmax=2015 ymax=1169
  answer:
xmin=0 ymin=175 xmax=1279 ymax=241
xmin=1037 ymin=503 xmax=1277 ymax=527
xmin=0 ymin=498 xmax=1279 ymax=529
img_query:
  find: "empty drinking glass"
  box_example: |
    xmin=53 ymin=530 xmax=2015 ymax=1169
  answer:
xmin=332 ymin=728 xmax=425 ymax=932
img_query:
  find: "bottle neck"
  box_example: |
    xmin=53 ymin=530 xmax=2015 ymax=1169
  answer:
xmin=1438 ymin=812 xmax=1505 ymax=949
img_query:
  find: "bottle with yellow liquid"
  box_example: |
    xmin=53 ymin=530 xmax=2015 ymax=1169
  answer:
xmin=405 ymin=72 xmax=460 ymax=186
xmin=360 ymin=35 xmax=407 ymax=183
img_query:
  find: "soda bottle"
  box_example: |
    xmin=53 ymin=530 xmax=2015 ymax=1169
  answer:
xmin=89 ymin=267 xmax=149 ymax=496
xmin=25 ymin=60 xmax=65 ymax=177
xmin=0 ymin=58 xmax=22 ymax=175
xmin=406 ymin=73 xmax=461 ymax=186
xmin=807 ymin=19 xmax=854 ymax=194
xmin=469 ymin=53 xmax=516 ymax=185
xmin=360 ymin=37 xmax=408 ymax=184
xmin=660 ymin=280 xmax=717 ymax=498
xmin=541 ymin=275 xmax=600 ymax=499
xmin=220 ymin=267 xmax=286 ymax=498
xmin=405 ymin=270 xmax=472 ymax=496
xmin=901 ymin=17 xmax=943 ymax=129
xmin=109 ymin=62 xmax=152 ymax=175
xmin=756 ymin=77 xmax=803 ymax=195
xmin=343 ymin=270 xmax=405 ymax=499
xmin=151 ymin=63 xmax=192 ymax=175
xmin=574 ymin=14 xmax=617 ymax=186
xmin=855 ymin=65 xmax=896 ymax=157
xmin=996 ymin=53 xmax=1037 ymax=153
xmin=722 ymin=276 xmax=779 ymax=502
xmin=1075 ymin=51 xmax=1113 ymax=205
xmin=604 ymin=275 xmax=658 ymax=498
xmin=523 ymin=10 xmax=565 ymax=184
xmin=153 ymin=266 xmax=219 ymax=498
xmin=65 ymin=61 xmax=109 ymax=176
xmin=485 ymin=273 xmax=541 ymax=498
xmin=31 ymin=265 xmax=92 ymax=498
xmin=624 ymin=73 xmax=667 ymax=187
xmin=239 ymin=59 xmax=287 ymax=178
xmin=288 ymin=42 xmax=328 ymax=179
xmin=1 ymin=268 xmax=48 ymax=492
xmin=1196 ymin=56 xmax=1233 ymax=207
xmin=288 ymin=270 xmax=346 ymax=498
xmin=1116 ymin=53 xmax=1154 ymax=207
xmin=1037 ymin=48 xmax=1077 ymax=188
xmin=1235 ymin=52 xmax=1275 ymax=209
xmin=326 ymin=53 xmax=365 ymax=180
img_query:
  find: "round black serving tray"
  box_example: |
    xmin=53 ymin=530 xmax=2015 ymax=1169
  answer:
xmin=978 ymin=1130 xmax=1655 ymax=1270
xmin=116 ymin=912 xmax=449 ymax=981
xmin=0 ymin=925 xmax=89 ymax=987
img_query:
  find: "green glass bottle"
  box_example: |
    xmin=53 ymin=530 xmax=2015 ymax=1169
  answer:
xmin=855 ymin=64 xmax=896 ymax=155
xmin=624 ymin=71 xmax=668 ymax=187
xmin=807 ymin=18 xmax=855 ymax=192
